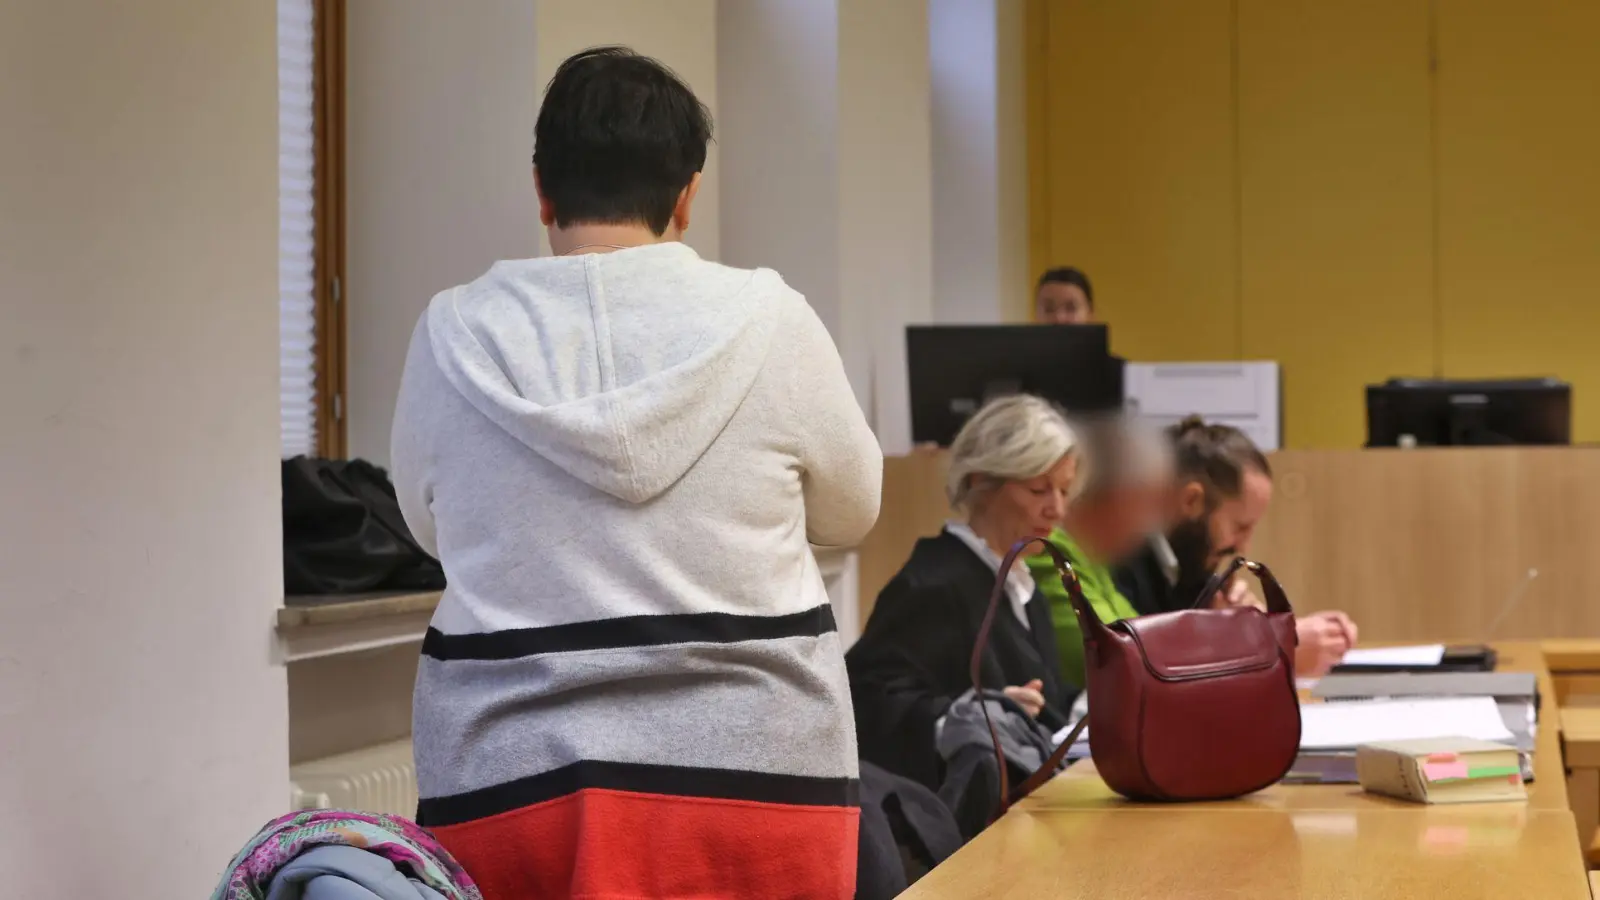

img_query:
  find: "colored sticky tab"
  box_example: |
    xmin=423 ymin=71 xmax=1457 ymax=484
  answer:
xmin=1466 ymin=765 xmax=1521 ymax=779
xmin=1424 ymin=752 xmax=1460 ymax=763
xmin=1423 ymin=760 xmax=1470 ymax=781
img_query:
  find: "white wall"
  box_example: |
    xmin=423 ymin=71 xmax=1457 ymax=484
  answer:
xmin=994 ymin=0 xmax=1031 ymax=323
xmin=0 ymin=1 xmax=288 ymax=895
xmin=345 ymin=0 xmax=542 ymax=463
xmin=930 ymin=0 xmax=1031 ymax=325
xmin=717 ymin=0 xmax=843 ymax=362
xmin=345 ymin=0 xmax=720 ymax=464
xmin=719 ymin=0 xmax=932 ymax=453
xmin=840 ymin=0 xmax=933 ymax=454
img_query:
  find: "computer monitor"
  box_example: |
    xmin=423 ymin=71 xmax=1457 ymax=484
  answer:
xmin=1365 ymin=378 xmax=1571 ymax=447
xmin=906 ymin=325 xmax=1125 ymax=447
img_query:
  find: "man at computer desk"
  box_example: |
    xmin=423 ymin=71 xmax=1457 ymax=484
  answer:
xmin=1116 ymin=416 xmax=1360 ymax=678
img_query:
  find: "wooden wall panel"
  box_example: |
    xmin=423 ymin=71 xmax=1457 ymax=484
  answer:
xmin=1248 ymin=448 xmax=1600 ymax=641
xmin=864 ymin=450 xmax=1600 ymax=643
xmin=1236 ymin=0 xmax=1436 ymax=448
xmin=1034 ymin=0 xmax=1239 ymax=359
xmin=855 ymin=451 xmax=950 ymax=624
xmin=1435 ymin=1 xmax=1600 ymax=443
xmin=1028 ymin=1 xmax=1600 ymax=447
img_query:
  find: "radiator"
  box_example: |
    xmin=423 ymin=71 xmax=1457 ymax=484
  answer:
xmin=290 ymin=738 xmax=418 ymax=817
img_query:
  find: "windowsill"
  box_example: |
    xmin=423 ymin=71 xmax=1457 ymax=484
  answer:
xmin=280 ymin=590 xmax=443 ymax=627
xmin=275 ymin=545 xmax=859 ymax=661
xmin=277 ymin=590 xmax=441 ymax=663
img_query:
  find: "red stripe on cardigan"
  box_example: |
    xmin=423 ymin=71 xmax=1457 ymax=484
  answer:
xmin=432 ymin=787 xmax=858 ymax=900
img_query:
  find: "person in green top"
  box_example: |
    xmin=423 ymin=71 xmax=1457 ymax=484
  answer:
xmin=1027 ymin=416 xmax=1173 ymax=688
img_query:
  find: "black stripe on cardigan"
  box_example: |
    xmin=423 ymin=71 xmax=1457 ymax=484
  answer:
xmin=416 ymin=759 xmax=861 ymax=827
xmin=422 ymin=603 xmax=838 ymax=660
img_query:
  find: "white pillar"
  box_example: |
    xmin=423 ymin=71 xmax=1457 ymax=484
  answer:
xmin=719 ymin=0 xmax=932 ymax=454
xmin=930 ymin=0 xmax=1031 ymax=325
xmin=0 ymin=2 xmax=287 ymax=894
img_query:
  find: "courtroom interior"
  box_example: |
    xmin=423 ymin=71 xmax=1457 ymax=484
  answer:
xmin=7 ymin=1 xmax=1600 ymax=897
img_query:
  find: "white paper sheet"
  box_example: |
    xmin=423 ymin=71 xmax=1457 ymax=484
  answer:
xmin=1052 ymin=723 xmax=1088 ymax=746
xmin=1299 ymin=696 xmax=1515 ymax=750
xmin=1339 ymin=644 xmax=1447 ymax=667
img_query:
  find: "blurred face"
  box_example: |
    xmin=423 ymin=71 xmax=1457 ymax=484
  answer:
xmin=976 ymin=454 xmax=1079 ymax=548
xmin=1074 ymin=482 xmax=1169 ymax=562
xmin=1036 ymin=282 xmax=1093 ymax=324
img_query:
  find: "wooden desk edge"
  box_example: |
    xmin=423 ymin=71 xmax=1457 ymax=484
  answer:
xmin=1543 ymin=639 xmax=1600 ymax=673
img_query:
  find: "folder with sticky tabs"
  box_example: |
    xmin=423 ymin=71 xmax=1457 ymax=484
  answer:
xmin=1356 ymin=737 xmax=1528 ymax=804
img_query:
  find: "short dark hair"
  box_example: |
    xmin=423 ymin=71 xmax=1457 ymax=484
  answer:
xmin=533 ymin=46 xmax=712 ymax=235
xmin=1036 ymin=266 xmax=1094 ymax=308
xmin=1168 ymin=415 xmax=1271 ymax=503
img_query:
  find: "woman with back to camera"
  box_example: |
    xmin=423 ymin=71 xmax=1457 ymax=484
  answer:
xmin=390 ymin=47 xmax=882 ymax=900
xmin=847 ymin=395 xmax=1079 ymax=789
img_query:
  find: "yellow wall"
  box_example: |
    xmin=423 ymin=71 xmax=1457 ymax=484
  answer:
xmin=1434 ymin=0 xmax=1600 ymax=443
xmin=1029 ymin=0 xmax=1600 ymax=447
xmin=1030 ymin=0 xmax=1239 ymax=360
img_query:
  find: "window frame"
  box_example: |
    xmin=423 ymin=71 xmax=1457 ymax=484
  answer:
xmin=312 ymin=0 xmax=348 ymax=458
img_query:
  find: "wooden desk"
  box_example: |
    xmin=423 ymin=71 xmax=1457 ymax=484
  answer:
xmin=1547 ymin=639 xmax=1600 ymax=708
xmin=899 ymin=807 xmax=1588 ymax=899
xmin=900 ymin=643 xmax=1590 ymax=898
xmin=1563 ymin=706 xmax=1600 ymax=866
xmin=1015 ymin=644 xmax=1567 ymax=814
xmin=1544 ymin=640 xmax=1600 ymax=674
xmin=1546 ymin=639 xmax=1600 ymax=860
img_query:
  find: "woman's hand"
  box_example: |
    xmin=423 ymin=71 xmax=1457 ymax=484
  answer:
xmin=1295 ymin=611 xmax=1359 ymax=678
xmin=1003 ymin=679 xmax=1047 ymax=718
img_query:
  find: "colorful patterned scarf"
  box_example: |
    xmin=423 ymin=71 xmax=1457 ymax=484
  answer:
xmin=213 ymin=809 xmax=482 ymax=900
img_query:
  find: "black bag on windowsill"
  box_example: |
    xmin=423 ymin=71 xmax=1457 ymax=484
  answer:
xmin=282 ymin=456 xmax=446 ymax=595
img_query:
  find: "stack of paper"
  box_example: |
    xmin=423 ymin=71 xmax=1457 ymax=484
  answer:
xmin=1312 ymin=672 xmax=1539 ymax=752
xmin=1299 ymin=696 xmax=1515 ymax=751
xmin=1051 ymin=722 xmax=1092 ymax=761
xmin=1338 ymin=644 xmax=1446 ymax=667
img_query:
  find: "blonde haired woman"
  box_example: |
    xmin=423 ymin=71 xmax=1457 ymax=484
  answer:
xmin=846 ymin=395 xmax=1080 ymax=789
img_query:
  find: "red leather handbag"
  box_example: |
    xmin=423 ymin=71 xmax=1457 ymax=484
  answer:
xmin=973 ymin=539 xmax=1301 ymax=808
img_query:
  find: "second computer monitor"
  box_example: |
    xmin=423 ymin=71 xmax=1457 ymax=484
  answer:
xmin=1365 ymin=378 xmax=1571 ymax=447
xmin=906 ymin=324 xmax=1124 ymax=447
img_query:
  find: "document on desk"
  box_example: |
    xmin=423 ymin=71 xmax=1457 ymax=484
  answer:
xmin=1052 ymin=722 xmax=1093 ymax=761
xmin=1339 ymin=644 xmax=1446 ymax=667
xmin=1299 ymin=696 xmax=1515 ymax=751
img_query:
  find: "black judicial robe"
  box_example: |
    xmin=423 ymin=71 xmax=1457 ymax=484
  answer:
xmin=846 ymin=530 xmax=1074 ymax=790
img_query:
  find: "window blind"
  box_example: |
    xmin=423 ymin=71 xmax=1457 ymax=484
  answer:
xmin=279 ymin=0 xmax=319 ymax=458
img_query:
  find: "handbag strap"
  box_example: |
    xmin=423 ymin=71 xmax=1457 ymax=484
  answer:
xmin=968 ymin=535 xmax=1097 ymax=817
xmin=1189 ymin=556 xmax=1296 ymax=614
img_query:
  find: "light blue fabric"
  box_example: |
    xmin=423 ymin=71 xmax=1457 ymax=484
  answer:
xmin=266 ymin=846 xmax=448 ymax=900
